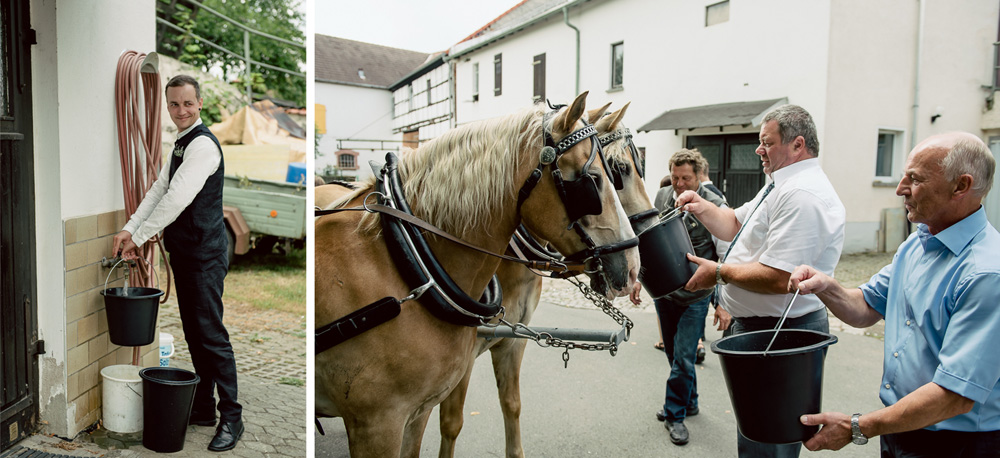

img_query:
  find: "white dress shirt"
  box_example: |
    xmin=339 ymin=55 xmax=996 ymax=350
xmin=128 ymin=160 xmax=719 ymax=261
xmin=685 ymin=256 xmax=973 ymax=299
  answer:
xmin=719 ymin=158 xmax=845 ymax=318
xmin=123 ymin=118 xmax=222 ymax=246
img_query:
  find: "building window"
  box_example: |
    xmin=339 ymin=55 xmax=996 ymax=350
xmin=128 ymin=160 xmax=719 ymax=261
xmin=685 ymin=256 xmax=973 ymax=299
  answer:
xmin=335 ymin=150 xmax=360 ymax=170
xmin=611 ymin=42 xmax=624 ymax=90
xmin=426 ymin=79 xmax=432 ymax=106
xmin=494 ymin=53 xmax=502 ymax=96
xmin=875 ymin=129 xmax=903 ymax=181
xmin=706 ymin=1 xmax=730 ymax=26
xmin=472 ymin=63 xmax=479 ymax=102
xmin=533 ymin=53 xmax=546 ymax=103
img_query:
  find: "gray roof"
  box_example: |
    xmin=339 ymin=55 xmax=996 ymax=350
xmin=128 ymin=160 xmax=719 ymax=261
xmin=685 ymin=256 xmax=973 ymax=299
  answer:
xmin=451 ymin=0 xmax=594 ymax=58
xmin=638 ymin=98 xmax=788 ymax=132
xmin=315 ymin=35 xmax=431 ymax=88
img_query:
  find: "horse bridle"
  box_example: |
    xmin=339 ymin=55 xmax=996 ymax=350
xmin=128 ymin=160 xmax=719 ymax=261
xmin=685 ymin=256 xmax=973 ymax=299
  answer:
xmin=598 ymin=126 xmax=659 ymax=233
xmin=514 ymin=106 xmax=638 ymax=270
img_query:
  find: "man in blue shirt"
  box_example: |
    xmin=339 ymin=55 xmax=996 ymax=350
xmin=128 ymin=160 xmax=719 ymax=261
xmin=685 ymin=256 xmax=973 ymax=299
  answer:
xmin=789 ymin=132 xmax=1000 ymax=456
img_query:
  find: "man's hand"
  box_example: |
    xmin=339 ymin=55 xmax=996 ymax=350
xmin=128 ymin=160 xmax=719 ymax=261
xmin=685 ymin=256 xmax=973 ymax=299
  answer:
xmin=674 ymin=190 xmax=707 ymax=216
xmin=111 ymin=230 xmax=139 ymax=260
xmin=629 ymin=281 xmax=642 ymax=305
xmin=788 ymin=265 xmax=835 ymax=294
xmin=713 ymin=305 xmax=732 ymax=331
xmin=800 ymin=412 xmax=852 ymax=451
xmin=683 ymin=253 xmax=717 ymax=291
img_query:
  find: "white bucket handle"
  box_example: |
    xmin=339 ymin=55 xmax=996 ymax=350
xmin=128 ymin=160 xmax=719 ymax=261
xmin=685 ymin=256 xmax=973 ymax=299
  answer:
xmin=104 ymin=256 xmax=160 ymax=292
xmin=160 ymin=342 xmax=175 ymax=358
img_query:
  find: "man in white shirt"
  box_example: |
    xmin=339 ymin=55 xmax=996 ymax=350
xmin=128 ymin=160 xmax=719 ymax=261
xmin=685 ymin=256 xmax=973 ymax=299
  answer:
xmin=111 ymin=75 xmax=243 ymax=452
xmin=675 ymin=104 xmax=846 ymax=457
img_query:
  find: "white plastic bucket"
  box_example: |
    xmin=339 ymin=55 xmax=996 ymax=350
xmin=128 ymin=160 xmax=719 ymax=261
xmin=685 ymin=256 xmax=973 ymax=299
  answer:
xmin=100 ymin=364 xmax=143 ymax=433
xmin=159 ymin=332 xmax=175 ymax=367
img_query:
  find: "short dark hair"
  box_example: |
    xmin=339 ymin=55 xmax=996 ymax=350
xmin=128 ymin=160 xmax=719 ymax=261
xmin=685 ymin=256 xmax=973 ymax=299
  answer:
xmin=165 ymin=75 xmax=201 ymax=99
xmin=762 ymin=104 xmax=820 ymax=156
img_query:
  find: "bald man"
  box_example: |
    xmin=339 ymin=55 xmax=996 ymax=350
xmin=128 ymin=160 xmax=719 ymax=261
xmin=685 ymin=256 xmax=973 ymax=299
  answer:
xmin=789 ymin=132 xmax=1000 ymax=456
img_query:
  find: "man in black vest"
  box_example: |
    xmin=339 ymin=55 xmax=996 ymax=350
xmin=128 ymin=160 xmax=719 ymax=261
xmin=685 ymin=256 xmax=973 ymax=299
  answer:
xmin=112 ymin=75 xmax=243 ymax=451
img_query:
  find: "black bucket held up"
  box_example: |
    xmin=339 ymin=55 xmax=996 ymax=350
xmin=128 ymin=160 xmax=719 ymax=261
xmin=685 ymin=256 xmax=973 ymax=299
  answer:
xmin=636 ymin=210 xmax=696 ymax=299
xmin=100 ymin=258 xmax=163 ymax=346
xmin=711 ymin=329 xmax=838 ymax=444
xmin=139 ymin=367 xmax=200 ymax=453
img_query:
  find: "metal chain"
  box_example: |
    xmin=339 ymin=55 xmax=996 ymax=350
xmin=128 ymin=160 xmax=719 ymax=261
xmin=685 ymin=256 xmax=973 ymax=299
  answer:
xmin=491 ymin=276 xmax=634 ymax=368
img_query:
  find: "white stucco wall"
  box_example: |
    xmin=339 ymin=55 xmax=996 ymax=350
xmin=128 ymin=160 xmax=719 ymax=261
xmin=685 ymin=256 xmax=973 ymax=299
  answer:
xmin=452 ymin=0 xmax=832 ymax=199
xmin=825 ymin=0 xmax=998 ymax=251
xmin=31 ymin=0 xmax=155 ymax=435
xmin=315 ymin=81 xmax=399 ymax=180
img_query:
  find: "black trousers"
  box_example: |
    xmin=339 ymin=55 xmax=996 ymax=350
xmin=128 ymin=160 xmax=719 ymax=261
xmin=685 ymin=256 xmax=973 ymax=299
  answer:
xmin=170 ymin=251 xmax=242 ymax=423
xmin=881 ymin=429 xmax=1000 ymax=457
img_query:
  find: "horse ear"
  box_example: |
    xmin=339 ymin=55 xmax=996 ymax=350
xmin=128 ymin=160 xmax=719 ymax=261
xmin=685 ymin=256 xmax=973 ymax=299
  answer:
xmin=586 ymin=102 xmax=612 ymax=126
xmin=599 ymin=101 xmax=631 ymax=133
xmin=553 ymin=91 xmax=588 ymax=134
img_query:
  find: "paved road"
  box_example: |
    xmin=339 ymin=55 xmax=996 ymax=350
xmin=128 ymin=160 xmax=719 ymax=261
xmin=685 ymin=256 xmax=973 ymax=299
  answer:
xmin=318 ymin=297 xmax=887 ymax=457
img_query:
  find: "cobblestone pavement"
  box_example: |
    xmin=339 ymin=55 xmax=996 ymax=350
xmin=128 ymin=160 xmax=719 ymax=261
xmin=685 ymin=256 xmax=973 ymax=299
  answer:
xmin=13 ymin=278 xmax=307 ymax=457
xmin=539 ymin=250 xmax=896 ymax=338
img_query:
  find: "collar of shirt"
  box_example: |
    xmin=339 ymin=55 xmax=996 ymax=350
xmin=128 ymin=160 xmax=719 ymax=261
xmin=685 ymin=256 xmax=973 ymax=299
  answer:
xmin=176 ymin=117 xmax=204 ymax=139
xmin=769 ymin=157 xmax=819 ymax=188
xmin=916 ymin=205 xmax=988 ymax=254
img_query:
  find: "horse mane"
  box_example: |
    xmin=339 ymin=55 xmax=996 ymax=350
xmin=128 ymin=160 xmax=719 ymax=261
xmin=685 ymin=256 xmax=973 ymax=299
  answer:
xmin=397 ymin=104 xmax=547 ymax=238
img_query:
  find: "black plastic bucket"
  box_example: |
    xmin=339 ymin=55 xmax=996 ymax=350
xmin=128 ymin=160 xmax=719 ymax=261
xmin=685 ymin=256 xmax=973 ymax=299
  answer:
xmin=101 ymin=287 xmax=163 ymax=346
xmin=711 ymin=329 xmax=838 ymax=444
xmin=138 ymin=367 xmax=200 ymax=453
xmin=636 ymin=211 xmax=696 ymax=298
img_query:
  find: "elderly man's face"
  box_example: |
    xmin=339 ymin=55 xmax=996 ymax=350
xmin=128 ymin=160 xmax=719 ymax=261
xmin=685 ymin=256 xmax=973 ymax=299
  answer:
xmin=896 ymin=146 xmax=953 ymax=232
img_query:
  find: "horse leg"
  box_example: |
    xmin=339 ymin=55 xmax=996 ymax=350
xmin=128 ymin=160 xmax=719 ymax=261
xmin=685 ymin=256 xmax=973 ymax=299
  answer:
xmin=491 ymin=338 xmax=529 ymax=458
xmin=401 ymin=407 xmax=433 ymax=458
xmin=343 ymin=413 xmax=406 ymax=458
xmin=437 ymin=362 xmax=476 ymax=458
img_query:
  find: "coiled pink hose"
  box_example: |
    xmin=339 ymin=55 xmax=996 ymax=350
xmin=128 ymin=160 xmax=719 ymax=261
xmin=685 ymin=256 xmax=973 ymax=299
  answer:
xmin=114 ymin=50 xmax=171 ymax=301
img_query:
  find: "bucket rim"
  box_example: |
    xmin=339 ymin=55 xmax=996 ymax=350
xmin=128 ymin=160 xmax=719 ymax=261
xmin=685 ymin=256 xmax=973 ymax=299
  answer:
xmin=710 ymin=329 xmax=838 ymax=357
xmin=101 ymin=287 xmax=165 ymax=300
xmin=139 ymin=367 xmax=201 ymax=386
xmin=99 ymin=364 xmax=143 ymax=383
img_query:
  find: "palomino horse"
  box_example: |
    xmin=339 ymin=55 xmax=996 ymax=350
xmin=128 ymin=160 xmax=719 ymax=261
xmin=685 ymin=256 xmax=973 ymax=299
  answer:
xmin=435 ymin=102 xmax=657 ymax=458
xmin=315 ymin=93 xmax=641 ymax=457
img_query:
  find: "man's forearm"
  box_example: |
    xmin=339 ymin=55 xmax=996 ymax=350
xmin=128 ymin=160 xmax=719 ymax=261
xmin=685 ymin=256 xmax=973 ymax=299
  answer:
xmin=696 ymin=206 xmax=740 ymax=242
xmin=720 ymin=262 xmax=789 ymax=294
xmin=816 ymin=287 xmax=882 ymax=328
xmin=861 ymin=383 xmax=974 ymax=438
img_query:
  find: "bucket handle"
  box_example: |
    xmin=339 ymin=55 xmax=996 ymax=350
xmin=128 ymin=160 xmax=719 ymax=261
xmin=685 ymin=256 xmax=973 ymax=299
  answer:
xmin=103 ymin=257 xmax=161 ymax=292
xmin=762 ymin=289 xmax=800 ymax=356
xmin=638 ymin=207 xmax=690 ymax=238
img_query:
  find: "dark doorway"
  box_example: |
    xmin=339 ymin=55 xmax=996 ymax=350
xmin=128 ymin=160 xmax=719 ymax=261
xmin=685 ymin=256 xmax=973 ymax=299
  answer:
xmin=1 ymin=0 xmax=39 ymax=451
xmin=686 ymin=133 xmax=764 ymax=208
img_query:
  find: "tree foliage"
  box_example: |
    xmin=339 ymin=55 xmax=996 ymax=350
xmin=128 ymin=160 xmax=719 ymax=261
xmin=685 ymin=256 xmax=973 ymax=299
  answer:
xmin=156 ymin=0 xmax=306 ymax=106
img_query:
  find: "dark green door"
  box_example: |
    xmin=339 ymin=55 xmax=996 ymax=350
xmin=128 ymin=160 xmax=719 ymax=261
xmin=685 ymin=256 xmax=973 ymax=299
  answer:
xmin=686 ymin=133 xmax=764 ymax=208
xmin=1 ymin=0 xmax=39 ymax=450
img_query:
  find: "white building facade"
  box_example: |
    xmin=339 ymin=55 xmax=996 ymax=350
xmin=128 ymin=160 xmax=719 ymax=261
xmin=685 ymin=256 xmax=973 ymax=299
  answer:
xmin=446 ymin=0 xmax=1000 ymax=253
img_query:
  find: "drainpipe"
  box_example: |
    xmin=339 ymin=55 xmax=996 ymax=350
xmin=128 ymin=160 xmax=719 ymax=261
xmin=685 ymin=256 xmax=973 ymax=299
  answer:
xmin=909 ymin=0 xmax=925 ymax=153
xmin=563 ymin=6 xmax=580 ymax=95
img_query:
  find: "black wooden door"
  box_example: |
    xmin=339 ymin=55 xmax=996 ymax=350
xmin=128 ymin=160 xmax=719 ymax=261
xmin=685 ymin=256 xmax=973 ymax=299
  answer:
xmin=686 ymin=133 xmax=764 ymax=208
xmin=1 ymin=0 xmax=39 ymax=451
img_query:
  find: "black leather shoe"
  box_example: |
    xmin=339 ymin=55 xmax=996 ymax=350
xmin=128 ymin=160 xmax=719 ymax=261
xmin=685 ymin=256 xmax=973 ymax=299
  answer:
xmin=656 ymin=405 xmax=698 ymax=421
xmin=189 ymin=411 xmax=217 ymax=427
xmin=208 ymin=419 xmax=244 ymax=452
xmin=696 ymin=345 xmax=706 ymax=364
xmin=665 ymin=420 xmax=689 ymax=445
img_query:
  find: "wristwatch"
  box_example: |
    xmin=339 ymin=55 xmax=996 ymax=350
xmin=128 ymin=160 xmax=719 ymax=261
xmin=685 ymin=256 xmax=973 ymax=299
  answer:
xmin=851 ymin=413 xmax=868 ymax=445
xmin=716 ymin=263 xmax=727 ymax=285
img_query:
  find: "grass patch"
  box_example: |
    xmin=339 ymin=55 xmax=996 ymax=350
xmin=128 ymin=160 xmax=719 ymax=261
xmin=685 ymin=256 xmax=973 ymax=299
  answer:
xmin=224 ymin=246 xmax=306 ymax=315
xmin=279 ymin=377 xmax=305 ymax=387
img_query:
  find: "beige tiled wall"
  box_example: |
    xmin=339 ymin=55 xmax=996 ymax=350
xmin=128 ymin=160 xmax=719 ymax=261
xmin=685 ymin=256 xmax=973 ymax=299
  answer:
xmin=64 ymin=210 xmax=160 ymax=434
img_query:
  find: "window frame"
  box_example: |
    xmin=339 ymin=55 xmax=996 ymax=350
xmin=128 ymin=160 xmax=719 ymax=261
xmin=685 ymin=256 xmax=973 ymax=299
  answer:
xmin=472 ymin=62 xmax=479 ymax=102
xmin=705 ymin=0 xmax=730 ymax=27
xmin=610 ymin=42 xmax=624 ymax=90
xmin=874 ymin=127 xmax=905 ymax=185
xmin=494 ymin=53 xmax=502 ymax=96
